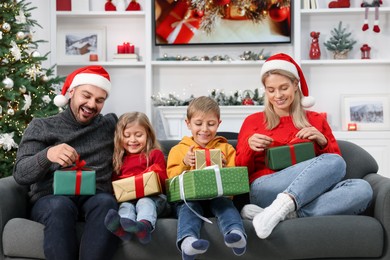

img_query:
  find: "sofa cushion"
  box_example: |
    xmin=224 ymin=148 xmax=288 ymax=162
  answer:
xmin=3 ymin=215 xmax=383 ymax=260
xmin=3 ymin=218 xmax=45 ymax=259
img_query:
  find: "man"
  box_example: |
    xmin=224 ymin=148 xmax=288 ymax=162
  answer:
xmin=13 ymin=66 xmax=119 ymax=260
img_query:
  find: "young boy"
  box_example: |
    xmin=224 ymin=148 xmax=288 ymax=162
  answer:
xmin=167 ymin=96 xmax=247 ymax=260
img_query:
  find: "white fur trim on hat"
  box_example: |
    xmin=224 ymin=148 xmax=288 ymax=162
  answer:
xmin=260 ymin=60 xmax=299 ymax=80
xmin=69 ymin=73 xmax=111 ymax=95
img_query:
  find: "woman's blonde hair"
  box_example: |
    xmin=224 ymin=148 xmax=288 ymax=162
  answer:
xmin=112 ymin=112 xmax=161 ymax=175
xmin=262 ymin=69 xmax=311 ymax=130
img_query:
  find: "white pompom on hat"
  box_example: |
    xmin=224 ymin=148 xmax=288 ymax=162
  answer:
xmin=260 ymin=53 xmax=315 ymax=108
xmin=54 ymin=65 xmax=111 ymax=107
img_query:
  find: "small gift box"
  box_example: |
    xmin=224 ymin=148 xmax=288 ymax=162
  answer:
xmin=155 ymin=0 xmax=200 ymax=44
xmin=112 ymin=171 xmax=162 ymax=202
xmin=195 ymin=149 xmax=222 ymax=169
xmin=266 ymin=142 xmax=316 ymax=170
xmin=53 ymin=157 xmax=96 ymax=195
xmin=166 ymin=166 xmax=249 ymax=202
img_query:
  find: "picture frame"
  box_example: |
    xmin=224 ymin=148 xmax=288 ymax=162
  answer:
xmin=153 ymin=0 xmax=292 ymax=46
xmin=57 ymin=26 xmax=106 ymax=63
xmin=341 ymin=94 xmax=390 ymax=131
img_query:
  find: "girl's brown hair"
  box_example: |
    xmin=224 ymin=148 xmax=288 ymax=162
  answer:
xmin=112 ymin=112 xmax=161 ymax=175
xmin=262 ymin=69 xmax=311 ymax=130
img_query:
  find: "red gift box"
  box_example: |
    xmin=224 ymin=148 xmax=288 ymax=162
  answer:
xmin=155 ymin=0 xmax=200 ymax=44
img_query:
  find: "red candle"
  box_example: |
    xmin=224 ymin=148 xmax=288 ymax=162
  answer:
xmin=130 ymin=44 xmax=135 ymax=53
xmin=125 ymin=42 xmax=130 ymax=53
xmin=117 ymin=45 xmax=125 ymax=54
xmin=347 ymin=123 xmax=357 ymax=131
xmin=89 ymin=54 xmax=98 ymax=61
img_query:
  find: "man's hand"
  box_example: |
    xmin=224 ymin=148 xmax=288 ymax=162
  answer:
xmin=47 ymin=144 xmax=78 ymax=167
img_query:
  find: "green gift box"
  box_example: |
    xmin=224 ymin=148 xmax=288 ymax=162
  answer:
xmin=165 ymin=166 xmax=249 ymax=202
xmin=53 ymin=169 xmax=96 ymax=195
xmin=266 ymin=142 xmax=315 ymax=170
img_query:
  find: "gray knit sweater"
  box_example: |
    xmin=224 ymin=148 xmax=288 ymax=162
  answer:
xmin=13 ymin=107 xmax=118 ymax=204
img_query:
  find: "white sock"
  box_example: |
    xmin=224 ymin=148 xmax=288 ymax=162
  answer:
xmin=224 ymin=230 xmax=247 ymax=256
xmin=252 ymin=193 xmax=295 ymax=239
xmin=241 ymin=204 xmax=264 ymax=220
xmin=181 ymin=236 xmax=209 ymax=260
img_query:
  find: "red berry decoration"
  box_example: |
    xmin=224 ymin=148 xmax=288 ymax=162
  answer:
xmin=214 ymin=0 xmax=231 ymax=6
xmin=242 ymin=97 xmax=254 ymax=106
xmin=269 ymin=4 xmax=289 ymax=22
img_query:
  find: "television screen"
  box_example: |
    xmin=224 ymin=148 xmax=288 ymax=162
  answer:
xmin=154 ymin=0 xmax=292 ymax=46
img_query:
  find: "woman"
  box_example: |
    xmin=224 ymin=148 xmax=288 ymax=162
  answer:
xmin=235 ymin=53 xmax=373 ymax=239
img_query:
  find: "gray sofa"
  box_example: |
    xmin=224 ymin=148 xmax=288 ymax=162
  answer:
xmin=1 ymin=139 xmax=389 ymax=260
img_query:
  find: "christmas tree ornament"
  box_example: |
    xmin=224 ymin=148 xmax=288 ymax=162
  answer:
xmin=2 ymin=77 xmax=14 ymax=89
xmin=41 ymin=75 xmax=49 ymax=82
xmin=16 ymin=31 xmax=25 ymax=40
xmin=7 ymin=108 xmax=15 ymax=116
xmin=0 ymin=31 xmax=3 ymax=40
xmin=214 ymin=0 xmax=231 ymax=6
xmin=269 ymin=3 xmax=289 ymax=22
xmin=362 ymin=0 xmax=382 ymax=33
xmin=19 ymin=85 xmax=26 ymax=93
xmin=22 ymin=94 xmax=32 ymax=111
xmin=0 ymin=132 xmax=19 ymax=151
xmin=42 ymin=95 xmax=51 ymax=104
xmin=10 ymin=41 xmax=21 ymax=60
xmin=31 ymin=51 xmax=41 ymax=57
xmin=15 ymin=10 xmax=27 ymax=24
xmin=2 ymin=22 xmax=11 ymax=32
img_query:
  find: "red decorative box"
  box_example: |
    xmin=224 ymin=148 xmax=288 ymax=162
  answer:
xmin=155 ymin=0 xmax=200 ymax=44
xmin=56 ymin=0 xmax=71 ymax=11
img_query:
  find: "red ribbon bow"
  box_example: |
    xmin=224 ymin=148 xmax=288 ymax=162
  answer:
xmin=70 ymin=155 xmax=87 ymax=195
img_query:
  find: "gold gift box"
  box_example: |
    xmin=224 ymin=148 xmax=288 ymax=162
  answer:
xmin=112 ymin=171 xmax=162 ymax=202
xmin=195 ymin=149 xmax=222 ymax=169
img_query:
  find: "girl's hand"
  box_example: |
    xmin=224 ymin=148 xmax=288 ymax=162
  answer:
xmin=183 ymin=145 xmax=195 ymax=167
xmin=248 ymin=133 xmax=273 ymax=152
xmin=296 ymin=126 xmax=327 ymax=148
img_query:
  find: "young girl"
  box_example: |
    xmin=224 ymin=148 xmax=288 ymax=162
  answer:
xmin=104 ymin=112 xmax=168 ymax=244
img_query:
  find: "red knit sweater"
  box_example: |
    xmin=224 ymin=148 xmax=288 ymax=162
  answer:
xmin=112 ymin=149 xmax=167 ymax=190
xmin=235 ymin=111 xmax=341 ymax=183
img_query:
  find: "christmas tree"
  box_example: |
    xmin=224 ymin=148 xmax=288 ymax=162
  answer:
xmin=324 ymin=21 xmax=357 ymax=58
xmin=0 ymin=0 xmax=65 ymax=177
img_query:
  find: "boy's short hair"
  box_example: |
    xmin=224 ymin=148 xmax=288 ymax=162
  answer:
xmin=187 ymin=96 xmax=220 ymax=120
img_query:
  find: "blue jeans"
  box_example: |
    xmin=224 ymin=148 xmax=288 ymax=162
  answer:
xmin=30 ymin=192 xmax=119 ymax=260
xmin=250 ymin=153 xmax=373 ymax=217
xmin=118 ymin=194 xmax=168 ymax=229
xmin=174 ymin=197 xmax=246 ymax=249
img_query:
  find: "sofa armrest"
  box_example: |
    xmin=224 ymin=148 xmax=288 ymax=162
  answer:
xmin=364 ymin=173 xmax=390 ymax=258
xmin=0 ymin=176 xmax=29 ymax=230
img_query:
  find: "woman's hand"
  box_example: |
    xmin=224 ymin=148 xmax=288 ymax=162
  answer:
xmin=183 ymin=145 xmax=195 ymax=167
xmin=296 ymin=126 xmax=327 ymax=148
xmin=248 ymin=134 xmax=273 ymax=152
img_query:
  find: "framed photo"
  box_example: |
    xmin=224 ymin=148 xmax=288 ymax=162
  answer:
xmin=341 ymin=94 xmax=390 ymax=131
xmin=153 ymin=0 xmax=292 ymax=46
xmin=57 ymin=26 xmax=106 ymax=62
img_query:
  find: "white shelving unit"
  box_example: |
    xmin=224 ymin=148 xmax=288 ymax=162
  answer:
xmin=47 ymin=0 xmax=390 ymax=176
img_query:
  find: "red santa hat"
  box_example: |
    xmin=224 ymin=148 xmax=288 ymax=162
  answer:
xmin=54 ymin=66 xmax=111 ymax=107
xmin=260 ymin=53 xmax=315 ymax=108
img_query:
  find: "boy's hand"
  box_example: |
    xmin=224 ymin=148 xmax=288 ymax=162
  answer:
xmin=183 ymin=145 xmax=195 ymax=167
xmin=222 ymin=156 xmax=227 ymax=167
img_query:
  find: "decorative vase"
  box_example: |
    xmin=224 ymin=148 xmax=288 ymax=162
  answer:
xmin=333 ymin=50 xmax=349 ymax=59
